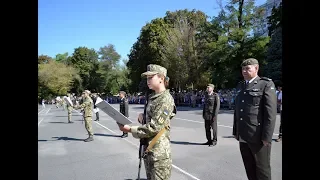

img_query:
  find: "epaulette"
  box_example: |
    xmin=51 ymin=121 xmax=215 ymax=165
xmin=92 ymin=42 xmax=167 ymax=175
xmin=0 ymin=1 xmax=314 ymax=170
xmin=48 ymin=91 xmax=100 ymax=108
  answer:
xmin=261 ymin=77 xmax=272 ymax=81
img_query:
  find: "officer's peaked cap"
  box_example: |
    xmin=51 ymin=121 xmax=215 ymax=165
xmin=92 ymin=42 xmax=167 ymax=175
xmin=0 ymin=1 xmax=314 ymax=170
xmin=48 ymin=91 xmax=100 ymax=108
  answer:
xmin=241 ymin=58 xmax=259 ymax=67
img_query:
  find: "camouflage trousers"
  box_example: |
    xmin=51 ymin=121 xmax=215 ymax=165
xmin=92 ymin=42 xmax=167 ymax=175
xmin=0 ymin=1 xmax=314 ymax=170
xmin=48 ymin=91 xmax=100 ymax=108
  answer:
xmin=68 ymin=111 xmax=72 ymax=121
xmin=84 ymin=116 xmax=93 ymax=136
xmin=144 ymin=157 xmax=172 ymax=180
xmin=67 ymin=107 xmax=72 ymax=122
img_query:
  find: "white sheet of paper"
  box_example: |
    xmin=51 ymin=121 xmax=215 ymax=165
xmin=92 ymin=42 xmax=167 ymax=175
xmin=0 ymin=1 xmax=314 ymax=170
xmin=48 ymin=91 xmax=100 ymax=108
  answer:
xmin=96 ymin=100 xmax=132 ymax=125
xmin=95 ymin=97 xmax=103 ymax=105
xmin=93 ymin=108 xmax=99 ymax=113
xmin=63 ymin=97 xmax=73 ymax=106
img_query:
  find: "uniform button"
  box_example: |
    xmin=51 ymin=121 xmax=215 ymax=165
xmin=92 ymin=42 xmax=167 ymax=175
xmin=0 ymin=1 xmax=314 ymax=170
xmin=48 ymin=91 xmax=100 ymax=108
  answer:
xmin=242 ymin=100 xmax=244 ymax=102
xmin=240 ymin=118 xmax=243 ymax=120
xmin=244 ymin=92 xmax=246 ymax=94
xmin=258 ymin=123 xmax=260 ymax=125
xmin=240 ymin=109 xmax=243 ymax=112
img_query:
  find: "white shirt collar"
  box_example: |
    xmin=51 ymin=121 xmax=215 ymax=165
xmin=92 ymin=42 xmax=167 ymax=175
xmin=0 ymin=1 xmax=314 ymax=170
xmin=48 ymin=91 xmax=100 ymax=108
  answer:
xmin=246 ymin=76 xmax=258 ymax=84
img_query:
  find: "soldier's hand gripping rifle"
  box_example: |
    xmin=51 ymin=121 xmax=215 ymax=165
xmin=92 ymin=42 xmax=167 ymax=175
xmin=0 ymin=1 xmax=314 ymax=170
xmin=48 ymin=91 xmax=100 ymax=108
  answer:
xmin=137 ymin=90 xmax=150 ymax=180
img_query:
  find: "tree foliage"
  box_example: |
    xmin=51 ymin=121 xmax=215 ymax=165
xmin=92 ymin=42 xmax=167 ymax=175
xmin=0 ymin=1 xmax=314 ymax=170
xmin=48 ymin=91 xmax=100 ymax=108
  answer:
xmin=38 ymin=60 xmax=80 ymax=96
xmin=39 ymin=0 xmax=282 ymax=99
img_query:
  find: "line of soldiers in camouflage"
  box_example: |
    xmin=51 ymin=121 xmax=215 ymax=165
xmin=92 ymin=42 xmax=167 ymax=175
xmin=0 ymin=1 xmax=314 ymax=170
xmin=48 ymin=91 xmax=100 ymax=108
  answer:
xmin=55 ymin=58 xmax=278 ymax=180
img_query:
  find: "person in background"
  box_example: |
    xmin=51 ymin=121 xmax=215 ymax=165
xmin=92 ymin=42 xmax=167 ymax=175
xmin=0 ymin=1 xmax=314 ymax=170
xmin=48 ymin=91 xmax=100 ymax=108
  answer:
xmin=119 ymin=91 xmax=129 ymax=138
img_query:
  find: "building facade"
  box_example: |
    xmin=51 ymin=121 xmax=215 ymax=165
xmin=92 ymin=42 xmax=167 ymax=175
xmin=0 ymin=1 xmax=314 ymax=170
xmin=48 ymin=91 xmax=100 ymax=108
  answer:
xmin=254 ymin=0 xmax=282 ymax=36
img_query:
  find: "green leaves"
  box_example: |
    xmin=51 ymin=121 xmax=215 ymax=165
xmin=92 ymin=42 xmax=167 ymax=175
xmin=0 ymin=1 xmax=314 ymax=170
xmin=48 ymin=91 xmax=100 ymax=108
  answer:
xmin=38 ymin=44 xmax=130 ymax=99
xmin=39 ymin=1 xmax=282 ymax=97
xmin=38 ymin=60 xmax=79 ymax=96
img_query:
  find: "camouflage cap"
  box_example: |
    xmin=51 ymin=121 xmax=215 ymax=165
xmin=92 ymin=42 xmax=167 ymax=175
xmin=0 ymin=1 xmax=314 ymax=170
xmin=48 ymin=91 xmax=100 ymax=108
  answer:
xmin=119 ymin=91 xmax=126 ymax=95
xmin=141 ymin=64 xmax=167 ymax=77
xmin=241 ymin=58 xmax=259 ymax=67
xmin=83 ymin=90 xmax=91 ymax=94
xmin=207 ymin=84 xmax=215 ymax=88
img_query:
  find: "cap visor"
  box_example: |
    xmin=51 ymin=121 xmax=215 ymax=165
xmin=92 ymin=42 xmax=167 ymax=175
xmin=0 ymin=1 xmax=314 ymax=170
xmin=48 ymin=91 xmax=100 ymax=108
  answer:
xmin=141 ymin=71 xmax=158 ymax=77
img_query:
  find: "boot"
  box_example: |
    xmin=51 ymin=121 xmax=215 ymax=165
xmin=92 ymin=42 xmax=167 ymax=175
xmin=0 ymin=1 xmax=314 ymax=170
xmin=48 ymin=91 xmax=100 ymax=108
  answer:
xmin=209 ymin=141 xmax=217 ymax=147
xmin=121 ymin=133 xmax=128 ymax=138
xmin=84 ymin=135 xmax=94 ymax=142
xmin=202 ymin=141 xmax=213 ymax=145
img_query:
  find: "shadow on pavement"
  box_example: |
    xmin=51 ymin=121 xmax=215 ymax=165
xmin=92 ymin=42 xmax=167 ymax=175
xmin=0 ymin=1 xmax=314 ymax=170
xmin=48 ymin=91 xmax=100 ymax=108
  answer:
xmin=48 ymin=121 xmax=69 ymax=124
xmin=193 ymin=110 xmax=234 ymax=115
xmin=131 ymin=106 xmax=145 ymax=110
xmin=52 ymin=136 xmax=84 ymax=141
xmin=222 ymin=136 xmax=235 ymax=138
xmin=272 ymin=138 xmax=281 ymax=142
xmin=94 ymin=133 xmax=121 ymax=138
xmin=55 ymin=115 xmax=82 ymax=117
xmin=170 ymin=140 xmax=204 ymax=145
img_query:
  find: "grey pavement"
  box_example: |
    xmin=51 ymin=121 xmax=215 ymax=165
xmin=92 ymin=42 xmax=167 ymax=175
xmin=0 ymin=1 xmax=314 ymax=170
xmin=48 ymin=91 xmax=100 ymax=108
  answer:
xmin=38 ymin=104 xmax=282 ymax=180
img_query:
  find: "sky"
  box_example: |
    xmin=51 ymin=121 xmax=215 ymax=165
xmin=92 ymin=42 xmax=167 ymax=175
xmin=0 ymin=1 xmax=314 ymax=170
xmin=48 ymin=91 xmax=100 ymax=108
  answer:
xmin=38 ymin=0 xmax=266 ymax=65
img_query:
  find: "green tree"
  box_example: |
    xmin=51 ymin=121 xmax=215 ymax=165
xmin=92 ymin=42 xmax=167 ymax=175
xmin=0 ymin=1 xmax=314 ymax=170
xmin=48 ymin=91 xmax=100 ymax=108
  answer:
xmin=265 ymin=27 xmax=282 ymax=85
xmin=267 ymin=2 xmax=282 ymax=37
xmin=38 ymin=55 xmax=53 ymax=64
xmin=161 ymin=9 xmax=208 ymax=90
xmin=98 ymin=44 xmax=130 ymax=94
xmin=69 ymin=47 xmax=99 ymax=91
xmin=127 ymin=18 xmax=168 ymax=92
xmin=38 ymin=60 xmax=80 ymax=96
xmin=200 ymin=0 xmax=269 ymax=88
xmin=55 ymin=52 xmax=69 ymax=64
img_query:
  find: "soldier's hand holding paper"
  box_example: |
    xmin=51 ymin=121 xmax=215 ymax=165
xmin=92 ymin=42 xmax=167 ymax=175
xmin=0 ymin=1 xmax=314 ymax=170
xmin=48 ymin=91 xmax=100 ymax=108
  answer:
xmin=117 ymin=123 xmax=131 ymax=133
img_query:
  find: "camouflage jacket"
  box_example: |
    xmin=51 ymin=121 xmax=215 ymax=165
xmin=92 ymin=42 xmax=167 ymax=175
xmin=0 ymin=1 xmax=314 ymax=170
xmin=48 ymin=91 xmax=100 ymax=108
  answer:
xmin=131 ymin=89 xmax=176 ymax=161
xmin=78 ymin=96 xmax=93 ymax=117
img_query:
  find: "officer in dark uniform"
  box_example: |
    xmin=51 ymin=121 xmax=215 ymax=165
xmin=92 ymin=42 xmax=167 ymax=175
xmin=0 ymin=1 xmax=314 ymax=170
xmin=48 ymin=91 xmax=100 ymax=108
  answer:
xmin=119 ymin=91 xmax=129 ymax=138
xmin=91 ymin=93 xmax=100 ymax=121
xmin=233 ymin=58 xmax=277 ymax=180
xmin=202 ymin=84 xmax=220 ymax=146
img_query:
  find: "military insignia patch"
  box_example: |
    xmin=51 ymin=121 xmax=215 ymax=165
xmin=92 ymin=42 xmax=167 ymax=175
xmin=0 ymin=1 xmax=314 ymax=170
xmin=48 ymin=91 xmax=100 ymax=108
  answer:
xmin=158 ymin=109 xmax=169 ymax=124
xmin=158 ymin=117 xmax=165 ymax=124
xmin=163 ymin=109 xmax=169 ymax=116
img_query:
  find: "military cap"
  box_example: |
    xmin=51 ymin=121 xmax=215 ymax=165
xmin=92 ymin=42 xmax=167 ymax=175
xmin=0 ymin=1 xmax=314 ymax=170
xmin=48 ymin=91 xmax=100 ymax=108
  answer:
xmin=241 ymin=58 xmax=259 ymax=67
xmin=83 ymin=90 xmax=91 ymax=94
xmin=119 ymin=91 xmax=126 ymax=95
xmin=141 ymin=64 xmax=167 ymax=77
xmin=207 ymin=84 xmax=215 ymax=88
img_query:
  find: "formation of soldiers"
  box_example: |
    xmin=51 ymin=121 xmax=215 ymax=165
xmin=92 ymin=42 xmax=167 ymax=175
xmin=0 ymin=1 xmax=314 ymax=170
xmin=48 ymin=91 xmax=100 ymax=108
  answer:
xmin=46 ymin=58 xmax=278 ymax=180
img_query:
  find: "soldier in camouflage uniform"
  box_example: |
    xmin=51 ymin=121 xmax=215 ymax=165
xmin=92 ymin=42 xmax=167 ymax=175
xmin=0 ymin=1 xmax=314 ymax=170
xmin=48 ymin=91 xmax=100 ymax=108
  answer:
xmin=61 ymin=99 xmax=66 ymax=110
xmin=66 ymin=93 xmax=74 ymax=123
xmin=233 ymin=58 xmax=277 ymax=180
xmin=74 ymin=90 xmax=94 ymax=142
xmin=118 ymin=64 xmax=176 ymax=180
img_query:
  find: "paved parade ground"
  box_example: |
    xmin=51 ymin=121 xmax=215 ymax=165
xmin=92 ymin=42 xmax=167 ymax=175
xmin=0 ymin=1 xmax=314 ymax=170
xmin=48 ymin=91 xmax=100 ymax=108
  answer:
xmin=38 ymin=104 xmax=282 ymax=180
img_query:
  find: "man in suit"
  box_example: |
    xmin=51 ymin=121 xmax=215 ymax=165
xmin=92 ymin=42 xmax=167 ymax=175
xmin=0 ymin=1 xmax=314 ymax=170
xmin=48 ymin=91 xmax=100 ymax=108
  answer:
xmin=233 ymin=58 xmax=277 ymax=180
xmin=119 ymin=91 xmax=129 ymax=138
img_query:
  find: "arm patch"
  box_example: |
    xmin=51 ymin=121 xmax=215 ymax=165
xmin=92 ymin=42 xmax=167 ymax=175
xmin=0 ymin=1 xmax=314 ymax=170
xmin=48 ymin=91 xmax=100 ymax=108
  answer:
xmin=158 ymin=109 xmax=169 ymax=124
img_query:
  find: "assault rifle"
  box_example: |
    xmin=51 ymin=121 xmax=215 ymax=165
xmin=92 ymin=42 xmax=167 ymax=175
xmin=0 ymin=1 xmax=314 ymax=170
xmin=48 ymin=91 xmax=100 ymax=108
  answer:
xmin=137 ymin=89 xmax=150 ymax=180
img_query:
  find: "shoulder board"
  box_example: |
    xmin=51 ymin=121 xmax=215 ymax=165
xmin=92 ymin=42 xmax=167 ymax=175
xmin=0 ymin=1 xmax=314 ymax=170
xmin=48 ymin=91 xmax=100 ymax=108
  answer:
xmin=261 ymin=77 xmax=272 ymax=81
